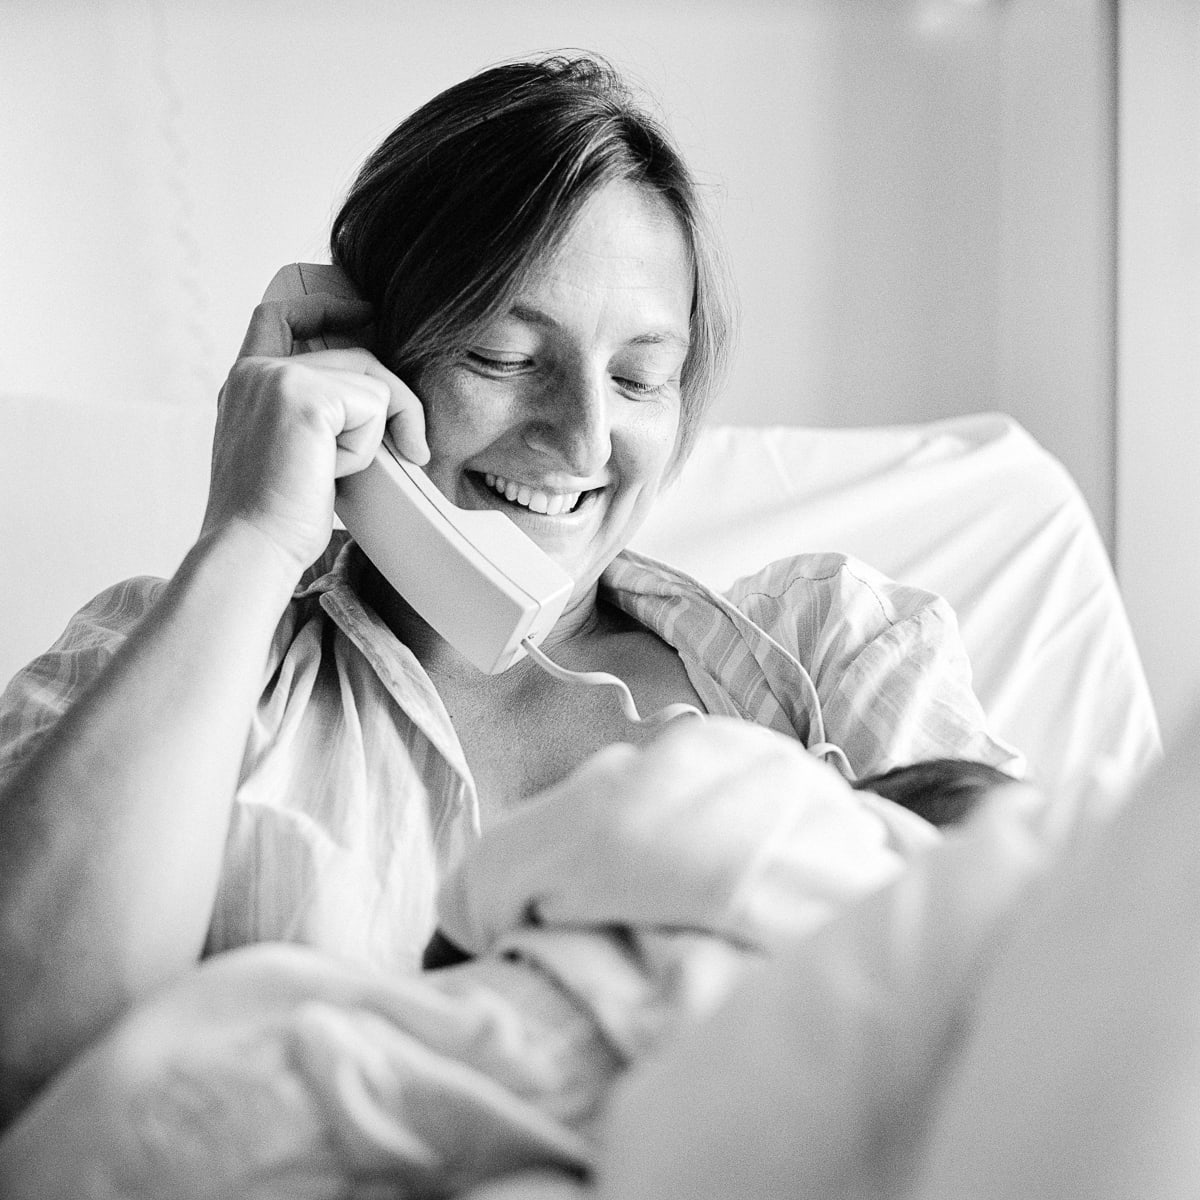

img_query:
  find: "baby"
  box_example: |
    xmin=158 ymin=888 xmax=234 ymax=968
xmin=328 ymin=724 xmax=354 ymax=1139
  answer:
xmin=852 ymin=756 xmax=1025 ymax=828
xmin=425 ymin=751 xmax=1023 ymax=971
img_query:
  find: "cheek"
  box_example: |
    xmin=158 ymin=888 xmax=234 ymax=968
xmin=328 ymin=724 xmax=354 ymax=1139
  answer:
xmin=622 ymin=403 xmax=681 ymax=489
xmin=418 ymin=370 xmax=502 ymax=456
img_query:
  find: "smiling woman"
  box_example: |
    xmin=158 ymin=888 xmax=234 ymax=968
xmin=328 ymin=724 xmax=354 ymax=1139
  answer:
xmin=0 ymin=51 xmax=1022 ymax=1129
xmin=413 ymin=181 xmax=692 ymax=600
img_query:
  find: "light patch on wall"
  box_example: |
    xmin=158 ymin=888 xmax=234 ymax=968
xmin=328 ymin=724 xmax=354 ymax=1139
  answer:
xmin=915 ymin=0 xmax=1001 ymax=39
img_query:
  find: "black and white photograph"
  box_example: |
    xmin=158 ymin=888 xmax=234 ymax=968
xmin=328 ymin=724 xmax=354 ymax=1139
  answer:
xmin=1 ymin=2 xmax=1197 ymax=1196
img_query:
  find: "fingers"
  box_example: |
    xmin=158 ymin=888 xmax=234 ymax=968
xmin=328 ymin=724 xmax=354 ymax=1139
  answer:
xmin=384 ymin=389 xmax=431 ymax=466
xmin=238 ymin=294 xmax=375 ymax=359
xmin=310 ymin=353 xmax=430 ymax=469
xmin=272 ymin=358 xmax=422 ymax=478
xmin=235 ymin=285 xmax=431 ymax=467
xmin=320 ymin=370 xmax=393 ymax=478
xmin=338 ymin=351 xmax=430 ymax=465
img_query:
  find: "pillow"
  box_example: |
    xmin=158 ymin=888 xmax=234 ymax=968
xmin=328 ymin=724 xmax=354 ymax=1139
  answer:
xmin=633 ymin=412 xmax=1161 ymax=799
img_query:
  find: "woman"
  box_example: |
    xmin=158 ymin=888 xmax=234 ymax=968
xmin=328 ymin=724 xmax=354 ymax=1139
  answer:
xmin=0 ymin=53 xmax=1019 ymax=1121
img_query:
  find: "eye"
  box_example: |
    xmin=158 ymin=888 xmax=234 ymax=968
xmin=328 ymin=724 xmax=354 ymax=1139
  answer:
xmin=613 ymin=374 xmax=678 ymax=399
xmin=466 ymin=350 xmax=532 ymax=375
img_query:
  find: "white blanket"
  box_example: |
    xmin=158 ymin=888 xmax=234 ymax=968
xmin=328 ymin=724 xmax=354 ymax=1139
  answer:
xmin=594 ymin=715 xmax=1200 ymax=1200
xmin=0 ymin=720 xmax=946 ymax=1199
xmin=8 ymin=712 xmax=1183 ymax=1200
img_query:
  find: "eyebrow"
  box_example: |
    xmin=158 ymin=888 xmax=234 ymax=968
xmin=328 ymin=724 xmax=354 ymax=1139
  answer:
xmin=506 ymin=302 xmax=691 ymax=352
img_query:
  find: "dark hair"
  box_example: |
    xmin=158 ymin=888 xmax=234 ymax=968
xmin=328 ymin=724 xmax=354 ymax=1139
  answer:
xmin=330 ymin=52 xmax=734 ymax=465
xmin=853 ymin=759 xmax=1020 ymax=829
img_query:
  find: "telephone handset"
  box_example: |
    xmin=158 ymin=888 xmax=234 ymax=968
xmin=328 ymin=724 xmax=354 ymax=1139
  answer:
xmin=261 ymin=263 xmax=572 ymax=675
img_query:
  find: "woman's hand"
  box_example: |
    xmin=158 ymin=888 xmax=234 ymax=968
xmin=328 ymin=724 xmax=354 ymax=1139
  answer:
xmin=202 ymin=291 xmax=430 ymax=577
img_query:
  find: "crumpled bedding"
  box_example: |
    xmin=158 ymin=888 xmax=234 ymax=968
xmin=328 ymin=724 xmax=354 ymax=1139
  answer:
xmin=0 ymin=718 xmax=1059 ymax=1199
xmin=632 ymin=415 xmax=1162 ymax=798
xmin=593 ymin=718 xmax=1200 ymax=1200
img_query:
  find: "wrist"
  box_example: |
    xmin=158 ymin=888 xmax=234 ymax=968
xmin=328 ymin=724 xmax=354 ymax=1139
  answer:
xmin=184 ymin=518 xmax=309 ymax=612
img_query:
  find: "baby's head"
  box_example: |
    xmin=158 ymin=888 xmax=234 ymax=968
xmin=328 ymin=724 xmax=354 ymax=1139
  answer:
xmin=853 ymin=758 xmax=1030 ymax=829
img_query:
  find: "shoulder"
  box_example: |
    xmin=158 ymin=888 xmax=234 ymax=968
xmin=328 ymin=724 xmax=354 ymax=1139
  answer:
xmin=6 ymin=574 xmax=168 ymax=681
xmin=0 ymin=576 xmax=169 ymax=782
xmin=725 ymin=554 xmax=1020 ymax=775
xmin=605 ymin=547 xmax=960 ymax=686
xmin=725 ymin=552 xmax=956 ymax=653
xmin=64 ymin=575 xmax=168 ymax=634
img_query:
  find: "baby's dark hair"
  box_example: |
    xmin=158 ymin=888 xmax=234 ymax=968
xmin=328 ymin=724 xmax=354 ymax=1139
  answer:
xmin=852 ymin=758 xmax=1019 ymax=828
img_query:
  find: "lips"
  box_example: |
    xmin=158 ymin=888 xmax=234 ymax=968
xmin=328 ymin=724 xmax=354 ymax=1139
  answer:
xmin=481 ymin=472 xmax=586 ymax=516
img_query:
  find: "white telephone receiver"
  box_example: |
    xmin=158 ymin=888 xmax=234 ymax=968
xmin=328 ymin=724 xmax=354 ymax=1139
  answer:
xmin=262 ymin=263 xmax=573 ymax=674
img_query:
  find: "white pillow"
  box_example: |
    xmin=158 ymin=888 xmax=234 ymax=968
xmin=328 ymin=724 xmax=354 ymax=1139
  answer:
xmin=634 ymin=412 xmax=1161 ymax=798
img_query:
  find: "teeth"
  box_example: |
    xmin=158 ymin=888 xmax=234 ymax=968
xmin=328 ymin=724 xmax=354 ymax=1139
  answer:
xmin=483 ymin=473 xmax=582 ymax=516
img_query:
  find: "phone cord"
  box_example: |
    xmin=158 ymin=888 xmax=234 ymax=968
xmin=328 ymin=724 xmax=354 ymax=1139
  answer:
xmin=519 ymin=637 xmax=704 ymax=727
xmin=806 ymin=740 xmax=856 ymax=780
xmin=520 ymin=639 xmax=854 ymax=775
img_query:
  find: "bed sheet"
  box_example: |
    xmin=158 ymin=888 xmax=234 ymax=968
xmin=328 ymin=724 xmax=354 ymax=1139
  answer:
xmin=633 ymin=412 xmax=1161 ymax=799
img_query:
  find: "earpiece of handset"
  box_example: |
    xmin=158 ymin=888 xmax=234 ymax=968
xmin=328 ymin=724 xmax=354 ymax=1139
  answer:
xmin=262 ymin=263 xmax=363 ymax=356
xmin=299 ymin=330 xmax=357 ymax=355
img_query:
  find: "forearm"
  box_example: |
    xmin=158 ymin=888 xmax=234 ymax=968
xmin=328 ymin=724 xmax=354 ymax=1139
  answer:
xmin=0 ymin=521 xmax=300 ymax=1100
xmin=0 ymin=279 xmax=422 ymax=1117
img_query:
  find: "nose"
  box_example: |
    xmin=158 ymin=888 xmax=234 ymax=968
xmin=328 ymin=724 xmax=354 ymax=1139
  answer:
xmin=523 ymin=365 xmax=612 ymax=477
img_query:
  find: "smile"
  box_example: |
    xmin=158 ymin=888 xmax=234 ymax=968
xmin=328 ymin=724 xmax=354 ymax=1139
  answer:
xmin=482 ymin=472 xmax=585 ymax=516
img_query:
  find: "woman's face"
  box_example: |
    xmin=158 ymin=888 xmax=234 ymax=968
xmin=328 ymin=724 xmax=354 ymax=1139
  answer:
xmin=416 ymin=180 xmax=693 ymax=600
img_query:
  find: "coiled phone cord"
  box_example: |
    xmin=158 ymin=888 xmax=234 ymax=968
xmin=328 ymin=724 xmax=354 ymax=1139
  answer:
xmin=519 ymin=636 xmax=856 ymax=777
xmin=519 ymin=637 xmax=704 ymax=727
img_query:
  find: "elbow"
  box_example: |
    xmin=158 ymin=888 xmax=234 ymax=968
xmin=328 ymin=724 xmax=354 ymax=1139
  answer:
xmin=0 ymin=932 xmax=126 ymax=1130
xmin=0 ymin=985 xmax=64 ymax=1131
xmin=0 ymin=970 xmax=135 ymax=1132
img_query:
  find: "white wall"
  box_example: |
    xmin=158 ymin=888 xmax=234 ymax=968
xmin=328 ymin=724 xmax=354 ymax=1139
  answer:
xmin=2 ymin=0 xmax=1114 ymax=495
xmin=1116 ymin=0 xmax=1200 ymax=744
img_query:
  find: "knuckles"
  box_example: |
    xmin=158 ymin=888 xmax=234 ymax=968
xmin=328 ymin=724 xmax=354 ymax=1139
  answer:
xmin=226 ymin=356 xmax=319 ymax=404
xmin=218 ymin=359 xmax=330 ymax=440
xmin=250 ymin=299 xmax=286 ymax=323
